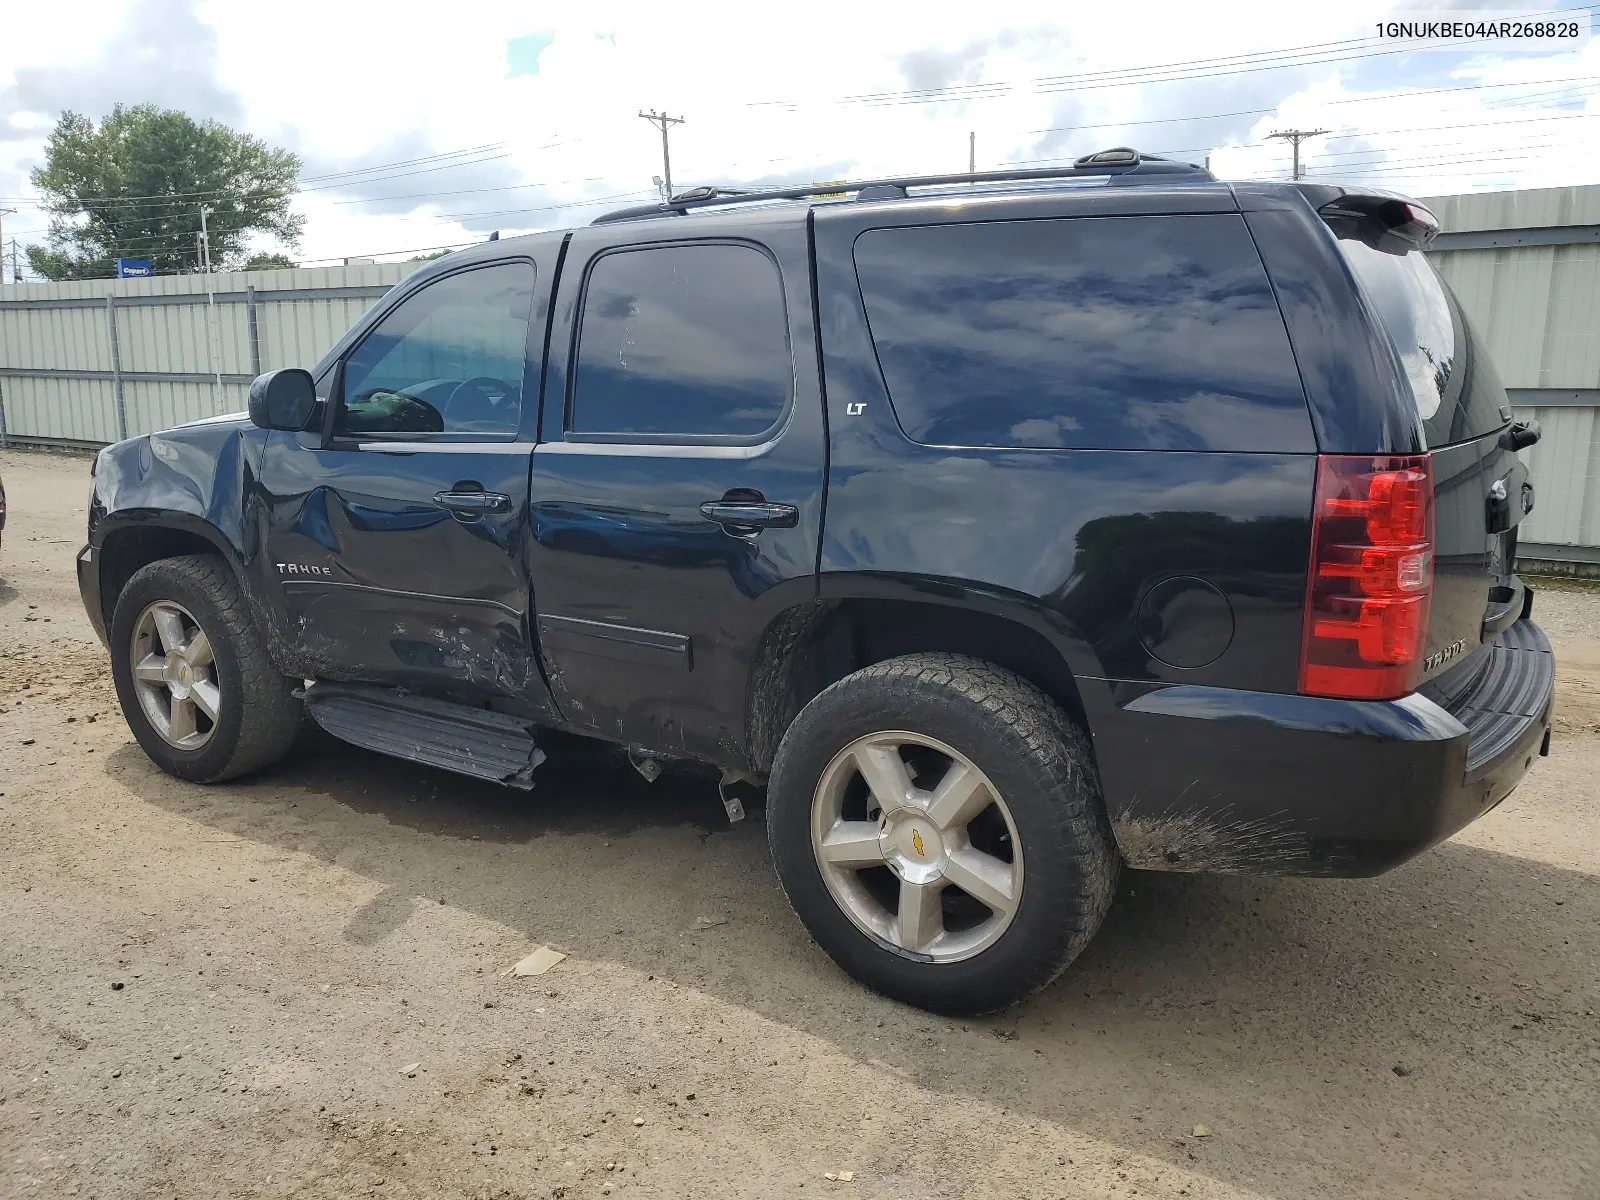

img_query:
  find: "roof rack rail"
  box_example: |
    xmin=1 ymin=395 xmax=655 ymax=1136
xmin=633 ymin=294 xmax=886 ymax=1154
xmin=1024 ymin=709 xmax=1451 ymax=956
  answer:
xmin=591 ymin=148 xmax=1213 ymax=225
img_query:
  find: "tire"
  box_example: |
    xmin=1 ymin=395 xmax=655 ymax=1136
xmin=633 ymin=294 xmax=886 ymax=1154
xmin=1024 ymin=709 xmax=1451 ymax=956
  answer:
xmin=109 ymin=554 xmax=301 ymax=783
xmin=766 ymin=652 xmax=1118 ymax=1014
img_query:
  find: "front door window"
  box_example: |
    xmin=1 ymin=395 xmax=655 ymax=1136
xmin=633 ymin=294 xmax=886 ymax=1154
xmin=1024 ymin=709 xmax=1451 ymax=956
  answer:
xmin=338 ymin=263 xmax=536 ymax=439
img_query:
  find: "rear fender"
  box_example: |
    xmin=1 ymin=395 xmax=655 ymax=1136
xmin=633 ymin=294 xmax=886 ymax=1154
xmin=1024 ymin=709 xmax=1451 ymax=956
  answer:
xmin=746 ymin=576 xmax=1102 ymax=776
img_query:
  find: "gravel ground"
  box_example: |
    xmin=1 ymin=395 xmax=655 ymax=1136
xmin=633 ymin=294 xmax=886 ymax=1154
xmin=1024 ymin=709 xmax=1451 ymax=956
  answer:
xmin=2 ymin=447 xmax=1598 ymax=1200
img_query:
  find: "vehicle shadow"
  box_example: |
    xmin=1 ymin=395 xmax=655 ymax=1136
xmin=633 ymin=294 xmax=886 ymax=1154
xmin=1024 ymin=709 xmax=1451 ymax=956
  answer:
xmin=109 ymin=739 xmax=1600 ymax=1197
xmin=263 ymin=723 xmax=736 ymax=841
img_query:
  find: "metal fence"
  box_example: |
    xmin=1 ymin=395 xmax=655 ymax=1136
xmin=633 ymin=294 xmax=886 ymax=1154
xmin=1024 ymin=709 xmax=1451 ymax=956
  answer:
xmin=1423 ymin=184 xmax=1600 ymax=569
xmin=0 ymin=263 xmax=412 ymax=447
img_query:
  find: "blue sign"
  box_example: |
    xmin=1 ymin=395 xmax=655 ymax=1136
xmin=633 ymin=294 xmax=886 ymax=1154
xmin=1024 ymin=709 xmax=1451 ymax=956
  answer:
xmin=116 ymin=258 xmax=152 ymax=279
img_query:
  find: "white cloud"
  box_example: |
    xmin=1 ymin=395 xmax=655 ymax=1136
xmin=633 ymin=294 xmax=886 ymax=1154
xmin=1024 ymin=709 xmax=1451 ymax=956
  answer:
xmin=2 ymin=0 xmax=1597 ymax=268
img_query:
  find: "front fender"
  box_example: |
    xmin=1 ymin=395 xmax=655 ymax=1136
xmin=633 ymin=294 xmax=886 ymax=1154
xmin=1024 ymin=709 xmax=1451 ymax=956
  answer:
xmin=92 ymin=421 xmax=255 ymax=557
xmin=85 ymin=421 xmax=287 ymax=668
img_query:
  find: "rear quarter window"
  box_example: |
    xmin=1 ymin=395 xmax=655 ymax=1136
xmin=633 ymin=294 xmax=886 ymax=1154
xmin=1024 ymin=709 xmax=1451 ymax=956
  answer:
xmin=852 ymin=214 xmax=1314 ymax=452
xmin=1334 ymin=238 xmax=1508 ymax=449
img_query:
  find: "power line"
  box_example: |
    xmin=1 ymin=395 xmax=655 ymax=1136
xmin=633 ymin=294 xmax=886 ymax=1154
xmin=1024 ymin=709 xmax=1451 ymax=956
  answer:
xmin=5 ymin=137 xmax=592 ymax=227
xmin=747 ymin=38 xmax=1457 ymax=111
xmin=1003 ymin=110 xmax=1600 ymax=172
xmin=0 ymin=207 xmax=14 ymax=284
xmin=17 ymin=188 xmax=662 ymax=258
xmin=1018 ymin=75 xmax=1600 ymax=139
xmin=296 ymin=143 xmax=511 ymax=184
xmin=1004 ymin=100 xmax=1600 ymax=172
xmin=756 ymin=2 xmax=1600 ymax=110
xmin=751 ymin=36 xmax=1379 ymax=107
xmin=1298 ymin=147 xmax=1589 ymax=177
xmin=12 ymin=150 xmax=518 ymax=221
xmin=1291 ymin=129 xmax=1587 ymax=169
xmin=0 ymin=141 xmax=513 ymax=205
xmin=0 ymin=139 xmax=592 ymax=215
xmin=326 ymin=174 xmax=610 ymax=207
xmin=293 ymin=240 xmax=476 ymax=266
xmin=3 ymin=39 xmax=1594 ymax=225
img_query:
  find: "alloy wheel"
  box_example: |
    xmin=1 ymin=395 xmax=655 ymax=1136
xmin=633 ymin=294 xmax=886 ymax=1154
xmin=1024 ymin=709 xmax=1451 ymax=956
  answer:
xmin=810 ymin=731 xmax=1024 ymax=962
xmin=129 ymin=600 xmax=220 ymax=750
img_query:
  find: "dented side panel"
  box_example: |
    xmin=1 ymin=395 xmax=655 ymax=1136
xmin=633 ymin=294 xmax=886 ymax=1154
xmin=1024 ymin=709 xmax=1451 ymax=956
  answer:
xmin=255 ymin=436 xmax=558 ymax=716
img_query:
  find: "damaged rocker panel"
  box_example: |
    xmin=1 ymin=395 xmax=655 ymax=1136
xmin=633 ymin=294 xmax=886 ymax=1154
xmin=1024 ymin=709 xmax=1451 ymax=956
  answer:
xmin=303 ymin=682 xmax=546 ymax=788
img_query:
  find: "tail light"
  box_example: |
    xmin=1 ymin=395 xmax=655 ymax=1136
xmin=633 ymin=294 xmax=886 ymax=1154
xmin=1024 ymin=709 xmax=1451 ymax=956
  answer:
xmin=1299 ymin=454 xmax=1434 ymax=700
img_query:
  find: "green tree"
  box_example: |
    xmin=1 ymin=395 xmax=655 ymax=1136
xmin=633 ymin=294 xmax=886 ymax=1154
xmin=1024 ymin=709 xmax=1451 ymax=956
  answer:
xmin=242 ymin=252 xmax=298 ymax=271
xmin=26 ymin=105 xmax=303 ymax=280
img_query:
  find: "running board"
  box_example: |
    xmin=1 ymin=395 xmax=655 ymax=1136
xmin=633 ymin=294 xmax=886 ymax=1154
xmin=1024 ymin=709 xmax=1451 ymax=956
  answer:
xmin=303 ymin=683 xmax=546 ymax=789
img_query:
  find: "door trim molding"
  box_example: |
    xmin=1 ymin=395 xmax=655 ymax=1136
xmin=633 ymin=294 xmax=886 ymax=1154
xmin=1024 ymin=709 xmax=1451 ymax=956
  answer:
xmin=536 ymin=438 xmax=773 ymax=460
xmin=537 ymin=613 xmax=693 ymax=668
xmin=353 ymin=441 xmax=534 ymax=454
xmin=280 ymin=578 xmax=523 ymax=617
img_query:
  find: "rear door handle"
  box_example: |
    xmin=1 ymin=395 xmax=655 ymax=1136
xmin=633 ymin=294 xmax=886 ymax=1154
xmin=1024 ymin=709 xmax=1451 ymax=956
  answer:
xmin=699 ymin=499 xmax=799 ymax=532
xmin=434 ymin=488 xmax=511 ymax=515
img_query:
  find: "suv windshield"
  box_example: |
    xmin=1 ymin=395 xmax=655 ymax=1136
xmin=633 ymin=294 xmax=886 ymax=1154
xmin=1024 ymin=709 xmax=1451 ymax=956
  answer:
xmin=1335 ymin=235 xmax=1509 ymax=448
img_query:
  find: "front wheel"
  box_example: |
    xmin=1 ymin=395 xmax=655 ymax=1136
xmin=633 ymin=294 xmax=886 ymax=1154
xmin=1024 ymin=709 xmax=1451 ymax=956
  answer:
xmin=766 ymin=653 xmax=1118 ymax=1014
xmin=109 ymin=554 xmax=301 ymax=783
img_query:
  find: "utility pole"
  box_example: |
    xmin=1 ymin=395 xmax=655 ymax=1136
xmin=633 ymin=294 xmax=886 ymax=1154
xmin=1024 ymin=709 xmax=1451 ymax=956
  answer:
xmin=968 ymin=131 xmax=976 ymax=174
xmin=638 ymin=110 xmax=685 ymax=200
xmin=0 ymin=209 xmax=15 ymax=284
xmin=199 ymin=205 xmax=222 ymax=406
xmin=1267 ymin=128 xmax=1329 ymax=181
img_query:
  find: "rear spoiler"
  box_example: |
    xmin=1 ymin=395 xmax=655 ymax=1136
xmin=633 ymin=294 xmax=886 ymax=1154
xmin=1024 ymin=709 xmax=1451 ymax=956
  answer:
xmin=1294 ymin=184 xmax=1440 ymax=253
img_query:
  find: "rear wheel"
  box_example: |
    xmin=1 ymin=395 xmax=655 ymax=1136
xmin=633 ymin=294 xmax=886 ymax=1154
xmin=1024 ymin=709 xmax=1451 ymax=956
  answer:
xmin=109 ymin=555 xmax=300 ymax=783
xmin=766 ymin=653 xmax=1118 ymax=1014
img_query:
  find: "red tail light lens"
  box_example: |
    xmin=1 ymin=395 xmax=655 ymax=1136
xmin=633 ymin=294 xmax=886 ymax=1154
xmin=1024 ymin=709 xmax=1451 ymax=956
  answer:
xmin=1299 ymin=454 xmax=1434 ymax=700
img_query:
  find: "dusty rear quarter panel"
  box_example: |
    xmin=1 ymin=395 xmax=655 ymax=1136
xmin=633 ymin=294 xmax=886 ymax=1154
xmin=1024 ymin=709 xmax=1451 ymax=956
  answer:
xmin=810 ymin=185 xmax=1322 ymax=867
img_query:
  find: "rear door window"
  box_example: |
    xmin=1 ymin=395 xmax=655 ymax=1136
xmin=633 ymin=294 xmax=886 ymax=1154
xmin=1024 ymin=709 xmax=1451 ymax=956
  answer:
xmin=569 ymin=242 xmax=792 ymax=440
xmin=1334 ymin=238 xmax=1508 ymax=448
xmin=852 ymin=214 xmax=1313 ymax=452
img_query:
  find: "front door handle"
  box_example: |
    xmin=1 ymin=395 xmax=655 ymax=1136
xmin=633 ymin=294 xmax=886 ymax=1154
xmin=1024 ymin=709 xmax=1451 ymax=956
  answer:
xmin=699 ymin=499 xmax=800 ymax=533
xmin=434 ymin=487 xmax=512 ymax=516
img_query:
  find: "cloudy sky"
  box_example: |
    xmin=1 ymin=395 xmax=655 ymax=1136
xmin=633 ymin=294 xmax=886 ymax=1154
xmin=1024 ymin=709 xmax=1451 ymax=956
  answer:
xmin=1 ymin=0 xmax=1597 ymax=271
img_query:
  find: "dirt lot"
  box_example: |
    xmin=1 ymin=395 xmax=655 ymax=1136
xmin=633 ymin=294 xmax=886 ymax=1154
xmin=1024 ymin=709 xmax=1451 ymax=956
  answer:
xmin=2 ymin=446 xmax=1598 ymax=1200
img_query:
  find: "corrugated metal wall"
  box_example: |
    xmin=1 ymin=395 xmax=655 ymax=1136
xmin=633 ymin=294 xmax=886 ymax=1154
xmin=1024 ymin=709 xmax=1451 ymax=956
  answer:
xmin=1423 ymin=183 xmax=1600 ymax=561
xmin=1509 ymin=405 xmax=1600 ymax=551
xmin=0 ymin=264 xmax=412 ymax=445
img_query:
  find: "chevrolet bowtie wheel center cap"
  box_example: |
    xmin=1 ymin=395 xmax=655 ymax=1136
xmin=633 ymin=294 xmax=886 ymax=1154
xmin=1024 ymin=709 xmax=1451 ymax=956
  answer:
xmin=881 ymin=815 xmax=947 ymax=885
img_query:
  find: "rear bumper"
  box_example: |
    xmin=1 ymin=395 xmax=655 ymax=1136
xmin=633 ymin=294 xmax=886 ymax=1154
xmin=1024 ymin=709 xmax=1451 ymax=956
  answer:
xmin=77 ymin=543 xmax=108 ymax=647
xmin=1096 ymin=618 xmax=1554 ymax=876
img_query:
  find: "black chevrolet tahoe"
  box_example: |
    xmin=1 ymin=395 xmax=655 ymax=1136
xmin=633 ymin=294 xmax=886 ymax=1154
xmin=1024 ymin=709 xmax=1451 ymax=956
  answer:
xmin=77 ymin=150 xmax=1554 ymax=1014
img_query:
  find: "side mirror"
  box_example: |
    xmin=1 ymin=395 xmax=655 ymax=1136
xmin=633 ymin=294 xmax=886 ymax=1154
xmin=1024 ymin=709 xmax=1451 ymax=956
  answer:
xmin=248 ymin=368 xmax=318 ymax=432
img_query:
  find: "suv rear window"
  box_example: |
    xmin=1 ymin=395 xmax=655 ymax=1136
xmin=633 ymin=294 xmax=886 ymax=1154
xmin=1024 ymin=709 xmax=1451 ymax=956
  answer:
xmin=852 ymin=214 xmax=1313 ymax=452
xmin=1334 ymin=237 xmax=1508 ymax=448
